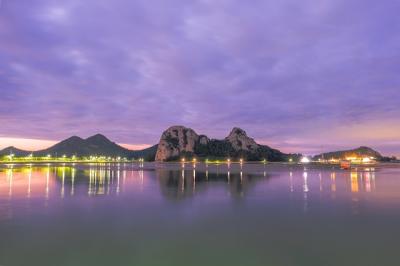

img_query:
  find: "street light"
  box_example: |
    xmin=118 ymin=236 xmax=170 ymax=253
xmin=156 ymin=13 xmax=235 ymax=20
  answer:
xmin=300 ymin=157 xmax=310 ymax=164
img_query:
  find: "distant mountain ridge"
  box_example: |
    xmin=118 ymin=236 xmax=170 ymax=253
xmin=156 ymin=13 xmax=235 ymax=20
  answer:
xmin=0 ymin=129 xmax=391 ymax=162
xmin=0 ymin=146 xmax=31 ymax=157
xmin=313 ymin=146 xmax=383 ymax=160
xmin=0 ymin=134 xmax=157 ymax=160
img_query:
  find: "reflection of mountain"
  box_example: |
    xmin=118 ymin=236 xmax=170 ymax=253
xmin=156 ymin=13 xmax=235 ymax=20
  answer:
xmin=0 ymin=165 xmax=379 ymax=202
xmin=156 ymin=168 xmax=266 ymax=201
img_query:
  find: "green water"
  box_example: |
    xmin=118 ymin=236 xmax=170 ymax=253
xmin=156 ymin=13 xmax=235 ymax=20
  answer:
xmin=0 ymin=163 xmax=399 ymax=266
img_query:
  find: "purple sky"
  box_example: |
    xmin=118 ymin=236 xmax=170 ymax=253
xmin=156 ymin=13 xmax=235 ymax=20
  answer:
xmin=0 ymin=0 xmax=400 ymax=156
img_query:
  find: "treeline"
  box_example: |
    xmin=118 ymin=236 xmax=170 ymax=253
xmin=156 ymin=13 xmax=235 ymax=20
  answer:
xmin=193 ymin=140 xmax=300 ymax=162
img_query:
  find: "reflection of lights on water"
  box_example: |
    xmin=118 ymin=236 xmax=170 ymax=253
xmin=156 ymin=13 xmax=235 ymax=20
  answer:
xmin=61 ymin=167 xmax=65 ymax=198
xmin=116 ymin=171 xmax=120 ymax=195
xmin=88 ymin=168 xmax=93 ymax=195
xmin=7 ymin=167 xmax=13 ymax=198
xmin=123 ymin=170 xmax=127 ymax=190
xmin=107 ymin=170 xmax=111 ymax=195
xmin=139 ymin=170 xmax=144 ymax=191
xmin=371 ymin=171 xmax=376 ymax=190
xmin=181 ymin=169 xmax=185 ymax=192
xmin=1 ymin=163 xmax=382 ymax=201
xmin=365 ymin=172 xmax=371 ymax=192
xmin=71 ymin=168 xmax=75 ymax=196
xmin=303 ymin=171 xmax=308 ymax=212
xmin=303 ymin=172 xmax=309 ymax=193
xmin=330 ymin=172 xmax=336 ymax=193
xmin=319 ymin=172 xmax=322 ymax=192
xmin=46 ymin=167 xmax=50 ymax=199
xmin=27 ymin=167 xmax=32 ymax=198
xmin=94 ymin=166 xmax=104 ymax=196
xmin=351 ymin=171 xmax=359 ymax=193
xmin=193 ymin=169 xmax=196 ymax=192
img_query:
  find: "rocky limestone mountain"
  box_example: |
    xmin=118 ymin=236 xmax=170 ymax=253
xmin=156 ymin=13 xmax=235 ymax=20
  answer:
xmin=155 ymin=126 xmax=205 ymax=161
xmin=155 ymin=125 xmax=295 ymax=162
xmin=225 ymin=127 xmax=259 ymax=151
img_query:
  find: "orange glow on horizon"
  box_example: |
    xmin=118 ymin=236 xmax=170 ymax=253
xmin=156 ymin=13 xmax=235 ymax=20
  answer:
xmin=119 ymin=143 xmax=153 ymax=151
xmin=0 ymin=137 xmax=152 ymax=151
xmin=0 ymin=137 xmax=58 ymax=151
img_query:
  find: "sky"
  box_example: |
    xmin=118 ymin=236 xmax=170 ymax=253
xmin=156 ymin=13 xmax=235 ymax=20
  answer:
xmin=0 ymin=0 xmax=399 ymax=156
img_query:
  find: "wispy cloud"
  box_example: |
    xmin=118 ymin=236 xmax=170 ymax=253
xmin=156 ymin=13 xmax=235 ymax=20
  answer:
xmin=0 ymin=0 xmax=399 ymax=156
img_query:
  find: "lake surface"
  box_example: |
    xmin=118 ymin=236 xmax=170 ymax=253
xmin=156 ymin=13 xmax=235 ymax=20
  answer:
xmin=1 ymin=162 xmax=400 ymax=266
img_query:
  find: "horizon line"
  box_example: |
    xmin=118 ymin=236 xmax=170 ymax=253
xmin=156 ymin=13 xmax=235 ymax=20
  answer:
xmin=0 ymin=135 xmax=397 ymax=158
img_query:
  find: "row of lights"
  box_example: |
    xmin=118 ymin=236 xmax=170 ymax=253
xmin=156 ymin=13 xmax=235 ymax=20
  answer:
xmin=3 ymin=154 xmax=131 ymax=162
xmin=301 ymin=156 xmax=375 ymax=164
xmin=180 ymin=158 xmax=272 ymax=164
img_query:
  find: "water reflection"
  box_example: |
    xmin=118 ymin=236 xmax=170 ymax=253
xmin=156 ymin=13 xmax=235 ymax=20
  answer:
xmin=156 ymin=168 xmax=260 ymax=200
xmin=351 ymin=171 xmax=359 ymax=193
xmin=0 ymin=164 xmax=380 ymax=202
xmin=331 ymin=172 xmax=336 ymax=194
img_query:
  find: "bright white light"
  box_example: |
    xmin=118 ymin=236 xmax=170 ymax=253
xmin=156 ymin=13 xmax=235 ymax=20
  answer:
xmin=362 ymin=157 xmax=371 ymax=163
xmin=300 ymin=157 xmax=311 ymax=164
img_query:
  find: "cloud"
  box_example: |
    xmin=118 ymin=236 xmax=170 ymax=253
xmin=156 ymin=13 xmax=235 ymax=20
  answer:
xmin=0 ymin=0 xmax=399 ymax=156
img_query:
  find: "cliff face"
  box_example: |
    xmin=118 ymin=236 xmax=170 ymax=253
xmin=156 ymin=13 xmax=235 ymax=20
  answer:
xmin=155 ymin=126 xmax=204 ymax=161
xmin=225 ymin=127 xmax=259 ymax=152
xmin=155 ymin=126 xmax=290 ymax=162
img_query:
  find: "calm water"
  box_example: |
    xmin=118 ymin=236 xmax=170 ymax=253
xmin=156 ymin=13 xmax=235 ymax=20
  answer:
xmin=1 ymin=162 xmax=400 ymax=266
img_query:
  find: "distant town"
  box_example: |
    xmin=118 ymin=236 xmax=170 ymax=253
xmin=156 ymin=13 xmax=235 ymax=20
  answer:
xmin=0 ymin=126 xmax=398 ymax=166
